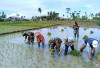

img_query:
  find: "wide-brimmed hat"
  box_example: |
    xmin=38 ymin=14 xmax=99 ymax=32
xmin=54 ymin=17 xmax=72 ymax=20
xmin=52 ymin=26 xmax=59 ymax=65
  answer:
xmin=68 ymin=37 xmax=75 ymax=42
xmin=63 ymin=37 xmax=68 ymax=41
xmin=92 ymin=40 xmax=98 ymax=48
xmin=63 ymin=37 xmax=75 ymax=42
xmin=34 ymin=32 xmax=41 ymax=36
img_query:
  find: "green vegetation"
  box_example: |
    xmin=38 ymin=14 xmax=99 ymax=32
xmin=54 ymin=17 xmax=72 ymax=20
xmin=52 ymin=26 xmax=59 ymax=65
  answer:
xmin=0 ymin=21 xmax=61 ymax=34
xmin=51 ymin=51 xmax=54 ymax=56
xmin=86 ymin=24 xmax=91 ymax=28
xmin=61 ymin=29 xmax=64 ymax=32
xmin=64 ymin=27 xmax=67 ymax=29
xmin=83 ymin=35 xmax=88 ymax=40
xmin=83 ymin=24 xmax=91 ymax=31
xmin=25 ymin=42 xmax=28 ymax=43
xmin=70 ymin=49 xmax=81 ymax=56
xmin=96 ymin=53 xmax=99 ymax=58
xmin=83 ymin=27 xmax=87 ymax=30
xmin=97 ymin=22 xmax=100 ymax=25
xmin=47 ymin=32 xmax=51 ymax=36
xmin=90 ymin=31 xmax=94 ymax=34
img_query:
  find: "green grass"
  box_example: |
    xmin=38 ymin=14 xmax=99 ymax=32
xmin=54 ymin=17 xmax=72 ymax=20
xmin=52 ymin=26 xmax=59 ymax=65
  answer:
xmin=0 ymin=21 xmax=61 ymax=34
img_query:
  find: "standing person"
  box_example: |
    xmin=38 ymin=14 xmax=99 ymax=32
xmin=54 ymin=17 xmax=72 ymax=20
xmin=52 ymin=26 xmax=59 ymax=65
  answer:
xmin=80 ymin=38 xmax=98 ymax=60
xmin=48 ymin=37 xmax=62 ymax=55
xmin=58 ymin=37 xmax=75 ymax=56
xmin=35 ymin=32 xmax=45 ymax=47
xmin=73 ymin=21 xmax=80 ymax=38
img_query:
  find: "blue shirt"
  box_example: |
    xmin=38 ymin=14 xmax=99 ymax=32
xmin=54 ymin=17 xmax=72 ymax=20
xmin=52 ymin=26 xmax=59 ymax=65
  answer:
xmin=85 ymin=38 xmax=96 ymax=45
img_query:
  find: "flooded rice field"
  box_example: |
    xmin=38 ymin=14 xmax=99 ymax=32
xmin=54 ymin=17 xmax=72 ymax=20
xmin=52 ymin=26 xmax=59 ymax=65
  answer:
xmin=0 ymin=26 xmax=100 ymax=68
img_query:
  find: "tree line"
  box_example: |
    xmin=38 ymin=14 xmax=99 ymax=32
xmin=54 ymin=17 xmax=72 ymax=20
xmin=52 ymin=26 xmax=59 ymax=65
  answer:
xmin=0 ymin=7 xmax=100 ymax=21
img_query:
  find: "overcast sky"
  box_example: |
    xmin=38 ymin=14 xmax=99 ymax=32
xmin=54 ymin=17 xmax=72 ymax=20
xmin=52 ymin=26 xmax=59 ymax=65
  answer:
xmin=0 ymin=0 xmax=100 ymax=19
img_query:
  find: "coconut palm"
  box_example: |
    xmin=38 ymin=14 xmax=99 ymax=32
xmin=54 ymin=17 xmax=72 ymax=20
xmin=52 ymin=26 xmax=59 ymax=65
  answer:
xmin=66 ymin=8 xmax=71 ymax=19
xmin=16 ymin=14 xmax=19 ymax=17
xmin=90 ymin=13 xmax=94 ymax=19
xmin=47 ymin=12 xmax=50 ymax=16
xmin=38 ymin=8 xmax=42 ymax=20
xmin=63 ymin=14 xmax=64 ymax=18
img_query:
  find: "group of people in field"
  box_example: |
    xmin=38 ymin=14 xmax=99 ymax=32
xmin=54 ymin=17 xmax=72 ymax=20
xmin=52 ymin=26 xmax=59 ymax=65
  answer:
xmin=22 ymin=22 xmax=99 ymax=60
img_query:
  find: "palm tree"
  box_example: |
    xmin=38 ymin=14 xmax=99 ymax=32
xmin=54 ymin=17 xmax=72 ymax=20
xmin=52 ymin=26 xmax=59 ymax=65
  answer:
xmin=98 ymin=12 xmax=100 ymax=17
xmin=2 ymin=11 xmax=6 ymax=21
xmin=78 ymin=11 xmax=81 ymax=18
xmin=72 ymin=12 xmax=75 ymax=20
xmin=90 ymin=13 xmax=94 ymax=19
xmin=66 ymin=8 xmax=71 ymax=19
xmin=38 ymin=8 xmax=42 ymax=20
xmin=47 ymin=11 xmax=50 ymax=16
xmin=63 ymin=14 xmax=64 ymax=18
xmin=16 ymin=14 xmax=19 ymax=17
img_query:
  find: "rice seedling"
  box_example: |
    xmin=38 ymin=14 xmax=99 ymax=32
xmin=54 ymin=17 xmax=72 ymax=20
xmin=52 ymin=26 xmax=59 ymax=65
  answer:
xmin=64 ymin=27 xmax=67 ymax=29
xmin=90 ymin=31 xmax=94 ymax=34
xmin=25 ymin=41 xmax=28 ymax=43
xmin=74 ymin=63 xmax=76 ymax=68
xmin=47 ymin=32 xmax=51 ymax=36
xmin=67 ymin=63 xmax=71 ymax=67
xmin=95 ymin=53 xmax=99 ymax=59
xmin=83 ymin=35 xmax=88 ymax=40
xmin=70 ymin=49 xmax=81 ymax=56
xmin=77 ymin=60 xmax=80 ymax=64
xmin=48 ymin=61 xmax=52 ymax=63
xmin=61 ymin=29 xmax=64 ymax=32
xmin=83 ymin=27 xmax=87 ymax=30
xmin=52 ymin=62 xmax=55 ymax=66
xmin=86 ymin=24 xmax=91 ymax=28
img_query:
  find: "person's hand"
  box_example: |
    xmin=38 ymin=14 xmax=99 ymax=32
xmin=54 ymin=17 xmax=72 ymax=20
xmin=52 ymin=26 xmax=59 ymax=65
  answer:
xmin=89 ymin=56 xmax=92 ymax=60
xmin=58 ymin=52 xmax=60 ymax=56
xmin=48 ymin=48 xmax=51 ymax=51
xmin=68 ymin=43 xmax=71 ymax=46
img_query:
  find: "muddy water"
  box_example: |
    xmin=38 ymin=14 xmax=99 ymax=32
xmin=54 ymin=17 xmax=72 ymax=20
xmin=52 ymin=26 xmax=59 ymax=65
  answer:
xmin=0 ymin=26 xmax=100 ymax=68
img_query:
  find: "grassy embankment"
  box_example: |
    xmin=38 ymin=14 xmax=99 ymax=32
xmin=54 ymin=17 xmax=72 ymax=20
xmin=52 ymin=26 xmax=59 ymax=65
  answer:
xmin=0 ymin=21 xmax=63 ymax=34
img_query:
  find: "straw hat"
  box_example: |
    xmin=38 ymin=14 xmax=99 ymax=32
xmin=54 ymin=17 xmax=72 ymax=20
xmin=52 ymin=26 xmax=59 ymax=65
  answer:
xmin=92 ymin=40 xmax=98 ymax=48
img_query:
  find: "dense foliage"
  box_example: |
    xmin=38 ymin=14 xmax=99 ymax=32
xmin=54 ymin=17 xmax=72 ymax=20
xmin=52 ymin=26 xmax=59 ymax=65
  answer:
xmin=70 ymin=49 xmax=81 ymax=56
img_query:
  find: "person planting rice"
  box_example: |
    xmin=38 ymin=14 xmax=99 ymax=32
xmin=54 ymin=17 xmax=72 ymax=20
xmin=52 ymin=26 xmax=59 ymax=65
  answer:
xmin=28 ymin=32 xmax=35 ymax=44
xmin=58 ymin=37 xmax=75 ymax=56
xmin=48 ymin=37 xmax=62 ymax=55
xmin=23 ymin=32 xmax=35 ymax=44
xmin=73 ymin=21 xmax=80 ymax=38
xmin=80 ymin=38 xmax=99 ymax=60
xmin=23 ymin=32 xmax=28 ymax=42
xmin=35 ymin=32 xmax=45 ymax=47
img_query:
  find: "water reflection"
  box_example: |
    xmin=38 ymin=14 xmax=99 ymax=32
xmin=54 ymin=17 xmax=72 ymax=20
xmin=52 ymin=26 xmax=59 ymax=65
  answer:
xmin=0 ymin=26 xmax=100 ymax=68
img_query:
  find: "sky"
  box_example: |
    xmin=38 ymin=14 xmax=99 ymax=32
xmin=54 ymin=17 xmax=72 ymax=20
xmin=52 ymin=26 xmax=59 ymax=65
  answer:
xmin=0 ymin=0 xmax=100 ymax=19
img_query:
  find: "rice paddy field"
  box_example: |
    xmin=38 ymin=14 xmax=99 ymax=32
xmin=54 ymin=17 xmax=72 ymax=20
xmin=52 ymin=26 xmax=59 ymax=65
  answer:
xmin=0 ymin=21 xmax=62 ymax=34
xmin=0 ymin=25 xmax=100 ymax=68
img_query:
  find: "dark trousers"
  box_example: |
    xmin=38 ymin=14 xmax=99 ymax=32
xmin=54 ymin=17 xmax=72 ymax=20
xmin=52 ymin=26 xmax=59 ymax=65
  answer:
xmin=64 ymin=44 xmax=74 ymax=55
xmin=28 ymin=37 xmax=34 ymax=44
xmin=38 ymin=40 xmax=44 ymax=48
xmin=74 ymin=29 xmax=79 ymax=38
